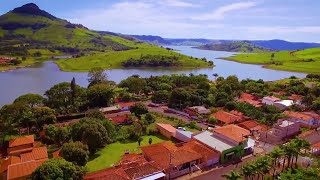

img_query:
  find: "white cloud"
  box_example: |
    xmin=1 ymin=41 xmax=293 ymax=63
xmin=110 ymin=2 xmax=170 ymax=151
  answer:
xmin=237 ymin=26 xmax=320 ymax=34
xmin=192 ymin=1 xmax=257 ymax=20
xmin=157 ymin=0 xmax=195 ymax=7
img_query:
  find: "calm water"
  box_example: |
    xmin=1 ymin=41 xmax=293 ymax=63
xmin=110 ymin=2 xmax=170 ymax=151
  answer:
xmin=0 ymin=46 xmax=306 ymax=107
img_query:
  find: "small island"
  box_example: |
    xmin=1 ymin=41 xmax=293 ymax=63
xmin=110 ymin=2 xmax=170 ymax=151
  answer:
xmin=197 ymin=41 xmax=274 ymax=53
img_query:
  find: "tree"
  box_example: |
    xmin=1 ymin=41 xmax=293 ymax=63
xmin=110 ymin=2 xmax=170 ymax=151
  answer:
xmin=87 ymin=109 xmax=105 ymax=120
xmin=44 ymin=124 xmax=58 ymax=140
xmin=221 ymin=168 xmax=243 ymax=180
xmin=137 ymin=137 xmax=143 ymax=146
xmin=130 ymin=103 xmax=148 ymax=118
xmin=59 ymin=141 xmax=89 ymax=166
xmin=281 ymin=143 xmax=295 ymax=171
xmin=45 ymin=82 xmax=86 ymax=114
xmin=30 ymin=158 xmax=84 ymax=180
xmin=208 ymin=116 xmax=217 ymax=125
xmin=302 ymin=94 xmax=315 ymax=106
xmin=213 ymin=73 xmax=219 ymax=81
xmin=151 ymin=90 xmax=169 ymax=104
xmin=145 ymin=113 xmax=155 ymax=124
xmin=148 ymin=138 xmax=152 ymax=145
xmin=71 ymin=77 xmax=77 ymax=106
xmin=279 ymin=168 xmax=320 ymax=180
xmin=32 ymin=106 xmax=56 ymax=131
xmin=54 ymin=127 xmax=70 ymax=146
xmin=241 ymin=163 xmax=254 ymax=180
xmin=255 ymin=156 xmax=272 ymax=179
xmin=87 ymin=67 xmax=108 ymax=87
xmin=168 ymin=88 xmax=191 ymax=109
xmin=269 ymin=147 xmax=284 ymax=177
xmin=87 ymin=83 xmax=114 ymax=107
xmin=118 ymin=76 xmax=147 ymax=94
xmin=14 ymin=93 xmax=45 ymax=108
xmin=33 ymin=51 xmax=42 ymax=57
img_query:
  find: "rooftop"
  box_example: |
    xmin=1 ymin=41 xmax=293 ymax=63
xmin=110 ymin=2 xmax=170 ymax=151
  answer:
xmin=241 ymin=93 xmax=256 ymax=100
xmin=118 ymin=102 xmax=136 ymax=108
xmin=263 ymin=96 xmax=282 ymax=102
xmin=9 ymin=135 xmax=34 ymax=148
xmin=188 ymin=106 xmax=211 ymax=114
xmin=213 ymin=124 xmax=250 ymax=143
xmin=181 ymin=141 xmax=219 ymax=160
xmin=193 ymin=131 xmax=233 ymax=152
xmin=0 ymin=156 xmax=21 ymax=173
xmin=284 ymin=111 xmax=313 ymax=122
xmin=239 ymin=98 xmax=262 ymax=107
xmin=177 ymin=130 xmax=193 ymax=138
xmin=288 ymin=94 xmax=303 ymax=101
xmin=157 ymin=123 xmax=177 ymax=133
xmin=124 ymin=162 xmax=161 ymax=179
xmin=211 ymin=111 xmax=242 ymax=124
xmin=7 ymin=160 xmax=45 ymax=180
xmin=274 ymin=100 xmax=294 ymax=106
xmin=238 ymin=120 xmax=266 ymax=131
xmin=20 ymin=147 xmax=48 ymax=162
xmin=100 ymin=106 xmax=119 ymax=112
xmin=109 ymin=115 xmax=131 ymax=124
xmin=279 ymin=120 xmax=295 ymax=127
xmin=84 ymin=167 xmax=129 ymax=180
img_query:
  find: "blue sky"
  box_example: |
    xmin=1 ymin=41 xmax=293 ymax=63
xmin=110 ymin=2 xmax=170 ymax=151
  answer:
xmin=2 ymin=0 xmax=320 ymax=42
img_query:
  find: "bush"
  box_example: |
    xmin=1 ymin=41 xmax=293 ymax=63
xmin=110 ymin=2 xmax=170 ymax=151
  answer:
xmin=208 ymin=117 xmax=217 ymax=125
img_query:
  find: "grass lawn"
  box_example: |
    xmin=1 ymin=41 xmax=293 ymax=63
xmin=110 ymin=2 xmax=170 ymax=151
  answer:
xmin=85 ymin=134 xmax=172 ymax=173
xmin=220 ymin=48 xmax=320 ymax=74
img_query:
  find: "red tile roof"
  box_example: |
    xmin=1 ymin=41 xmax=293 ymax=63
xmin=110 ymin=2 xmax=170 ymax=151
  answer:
xmin=7 ymin=146 xmax=33 ymax=155
xmin=118 ymin=102 xmax=136 ymax=108
xmin=140 ymin=142 xmax=201 ymax=170
xmin=156 ymin=123 xmax=177 ymax=133
xmin=241 ymin=93 xmax=256 ymax=100
xmin=109 ymin=115 xmax=131 ymax=124
xmin=312 ymin=142 xmax=320 ymax=151
xmin=7 ymin=160 xmax=45 ymax=180
xmin=284 ymin=111 xmax=313 ymax=122
xmin=9 ymin=135 xmax=34 ymax=148
xmin=52 ymin=149 xmax=62 ymax=159
xmin=239 ymin=99 xmax=262 ymax=107
xmin=238 ymin=120 xmax=266 ymax=131
xmin=263 ymin=96 xmax=282 ymax=102
xmin=21 ymin=147 xmax=48 ymax=162
xmin=211 ymin=111 xmax=242 ymax=124
xmin=181 ymin=141 xmax=219 ymax=160
xmin=184 ymin=108 xmax=198 ymax=116
xmin=124 ymin=162 xmax=161 ymax=179
xmin=0 ymin=156 xmax=21 ymax=173
xmin=213 ymin=124 xmax=250 ymax=143
xmin=84 ymin=167 xmax=130 ymax=180
xmin=288 ymin=94 xmax=303 ymax=101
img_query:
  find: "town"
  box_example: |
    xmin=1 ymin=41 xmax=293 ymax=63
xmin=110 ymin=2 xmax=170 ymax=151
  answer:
xmin=1 ymin=70 xmax=320 ymax=180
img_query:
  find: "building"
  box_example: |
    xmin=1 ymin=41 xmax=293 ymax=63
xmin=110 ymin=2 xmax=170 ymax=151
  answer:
xmin=99 ymin=106 xmax=121 ymax=114
xmin=109 ymin=115 xmax=132 ymax=125
xmin=238 ymin=120 xmax=267 ymax=133
xmin=259 ymin=118 xmax=300 ymax=144
xmin=175 ymin=130 xmax=193 ymax=142
xmin=156 ymin=123 xmax=177 ymax=139
xmin=306 ymin=82 xmax=316 ymax=88
xmin=7 ymin=135 xmax=34 ymax=155
xmin=0 ymin=136 xmax=48 ymax=180
xmin=288 ymin=94 xmax=303 ymax=105
xmin=140 ymin=141 xmax=202 ymax=179
xmin=237 ymin=93 xmax=262 ymax=108
xmin=284 ymin=111 xmax=319 ymax=127
xmin=118 ymin=102 xmax=136 ymax=111
xmin=211 ymin=111 xmax=243 ymax=125
xmin=311 ymin=142 xmax=320 ymax=155
xmin=184 ymin=106 xmax=211 ymax=115
xmin=273 ymin=100 xmax=294 ymax=110
xmin=262 ymin=96 xmax=282 ymax=105
xmin=193 ymin=125 xmax=251 ymax=163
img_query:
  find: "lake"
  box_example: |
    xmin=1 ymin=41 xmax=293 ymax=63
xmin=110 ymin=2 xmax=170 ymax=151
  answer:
xmin=0 ymin=46 xmax=306 ymax=107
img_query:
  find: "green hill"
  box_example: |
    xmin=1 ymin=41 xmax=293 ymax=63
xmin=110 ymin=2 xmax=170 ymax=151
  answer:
xmin=198 ymin=41 xmax=274 ymax=53
xmin=221 ymin=48 xmax=320 ymax=74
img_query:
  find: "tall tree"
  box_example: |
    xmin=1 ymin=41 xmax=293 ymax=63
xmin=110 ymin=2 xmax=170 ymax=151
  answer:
xmin=59 ymin=141 xmax=89 ymax=166
xmin=13 ymin=93 xmax=45 ymax=108
xmin=32 ymin=106 xmax=56 ymax=131
xmin=87 ymin=83 xmax=114 ymax=107
xmin=71 ymin=77 xmax=77 ymax=106
xmin=87 ymin=67 xmax=107 ymax=87
xmin=221 ymin=169 xmax=243 ymax=180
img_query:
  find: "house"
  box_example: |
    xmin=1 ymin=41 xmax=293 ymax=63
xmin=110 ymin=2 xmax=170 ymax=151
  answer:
xmin=184 ymin=106 xmax=211 ymax=115
xmin=109 ymin=115 xmax=132 ymax=125
xmin=7 ymin=135 xmax=34 ymax=155
xmin=0 ymin=156 xmax=20 ymax=179
xmin=284 ymin=111 xmax=319 ymax=127
xmin=230 ymin=110 xmax=250 ymax=120
xmin=156 ymin=123 xmax=177 ymax=139
xmin=237 ymin=93 xmax=262 ymax=108
xmin=84 ymin=153 xmax=165 ymax=180
xmin=118 ymin=102 xmax=136 ymax=111
xmin=20 ymin=147 xmax=48 ymax=162
xmin=306 ymin=82 xmax=316 ymax=88
xmin=238 ymin=120 xmax=267 ymax=133
xmin=193 ymin=125 xmax=251 ymax=163
xmin=211 ymin=111 xmax=243 ymax=125
xmin=180 ymin=141 xmax=220 ymax=167
xmin=311 ymin=142 xmax=320 ymax=155
xmin=175 ymin=130 xmax=193 ymax=142
xmin=99 ymin=106 xmax=121 ymax=114
xmin=262 ymin=96 xmax=282 ymax=105
xmin=273 ymin=100 xmax=294 ymax=110
xmin=140 ymin=141 xmax=202 ymax=179
xmin=259 ymin=118 xmax=300 ymax=144
xmin=288 ymin=94 xmax=303 ymax=105
xmin=7 ymin=160 xmax=46 ymax=180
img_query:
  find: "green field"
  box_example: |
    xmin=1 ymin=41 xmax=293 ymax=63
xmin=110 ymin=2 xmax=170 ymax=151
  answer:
xmin=221 ymin=48 xmax=320 ymax=74
xmin=198 ymin=41 xmax=273 ymax=53
xmin=85 ymin=135 xmax=171 ymax=173
xmin=56 ymin=43 xmax=212 ymax=72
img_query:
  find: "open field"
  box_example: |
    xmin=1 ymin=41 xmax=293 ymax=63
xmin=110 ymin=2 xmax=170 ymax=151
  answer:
xmin=85 ymin=134 xmax=171 ymax=173
xmin=56 ymin=44 xmax=212 ymax=72
xmin=221 ymin=48 xmax=320 ymax=74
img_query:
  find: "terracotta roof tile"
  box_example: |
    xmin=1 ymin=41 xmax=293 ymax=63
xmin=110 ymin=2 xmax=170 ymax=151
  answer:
xmin=156 ymin=123 xmax=177 ymax=133
xmin=241 ymin=93 xmax=257 ymax=100
xmin=7 ymin=160 xmax=45 ymax=180
xmin=288 ymin=94 xmax=303 ymax=101
xmin=21 ymin=147 xmax=48 ymax=162
xmin=213 ymin=124 xmax=250 ymax=143
xmin=238 ymin=120 xmax=264 ymax=131
xmin=181 ymin=141 xmax=219 ymax=160
xmin=239 ymin=99 xmax=262 ymax=107
xmin=312 ymin=142 xmax=320 ymax=151
xmin=211 ymin=111 xmax=242 ymax=124
xmin=109 ymin=115 xmax=131 ymax=124
xmin=7 ymin=146 xmax=33 ymax=155
xmin=118 ymin=102 xmax=136 ymax=108
xmin=263 ymin=96 xmax=282 ymax=102
xmin=9 ymin=135 xmax=34 ymax=148
xmin=84 ymin=167 xmax=129 ymax=180
xmin=0 ymin=156 xmax=20 ymax=173
xmin=124 ymin=162 xmax=161 ymax=179
xmin=284 ymin=111 xmax=313 ymax=122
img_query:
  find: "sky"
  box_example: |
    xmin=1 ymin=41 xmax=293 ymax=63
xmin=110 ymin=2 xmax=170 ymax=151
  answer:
xmin=1 ymin=0 xmax=320 ymax=42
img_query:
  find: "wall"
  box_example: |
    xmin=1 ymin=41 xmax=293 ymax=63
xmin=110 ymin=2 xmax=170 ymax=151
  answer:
xmin=221 ymin=142 xmax=246 ymax=163
xmin=175 ymin=131 xmax=191 ymax=142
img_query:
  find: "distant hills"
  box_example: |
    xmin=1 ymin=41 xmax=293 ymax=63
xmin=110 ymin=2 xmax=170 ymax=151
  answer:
xmin=0 ymin=3 xmax=132 ymax=52
xmin=131 ymin=35 xmax=320 ymax=51
xmin=197 ymin=41 xmax=274 ymax=53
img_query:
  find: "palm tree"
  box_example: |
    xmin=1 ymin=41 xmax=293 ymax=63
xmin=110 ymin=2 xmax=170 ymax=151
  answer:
xmin=221 ymin=168 xmax=243 ymax=180
xmin=256 ymin=156 xmax=272 ymax=180
xmin=241 ymin=163 xmax=253 ymax=180
xmin=292 ymin=137 xmax=311 ymax=167
xmin=269 ymin=148 xmax=284 ymax=178
xmin=281 ymin=143 xmax=295 ymax=171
